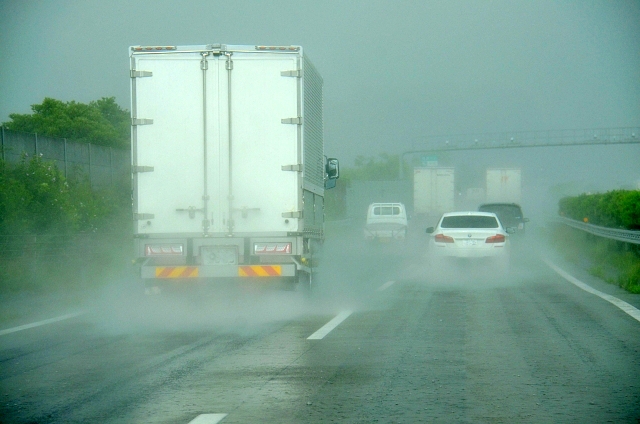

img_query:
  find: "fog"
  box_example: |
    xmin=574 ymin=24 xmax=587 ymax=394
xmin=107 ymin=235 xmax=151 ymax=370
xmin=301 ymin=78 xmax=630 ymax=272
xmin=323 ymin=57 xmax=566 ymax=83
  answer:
xmin=1 ymin=0 xmax=639 ymax=166
xmin=2 ymin=6 xmax=640 ymax=423
xmin=1 ymin=1 xmax=639 ymax=330
xmin=71 ymin=215 xmax=564 ymax=338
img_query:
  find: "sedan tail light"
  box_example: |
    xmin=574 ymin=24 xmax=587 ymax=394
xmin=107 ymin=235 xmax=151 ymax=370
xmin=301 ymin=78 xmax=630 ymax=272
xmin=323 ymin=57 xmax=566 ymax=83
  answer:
xmin=435 ymin=233 xmax=455 ymax=243
xmin=485 ymin=234 xmax=506 ymax=243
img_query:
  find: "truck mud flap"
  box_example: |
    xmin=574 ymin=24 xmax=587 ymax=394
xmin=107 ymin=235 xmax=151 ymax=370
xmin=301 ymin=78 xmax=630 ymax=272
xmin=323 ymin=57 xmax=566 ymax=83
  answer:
xmin=141 ymin=264 xmax=296 ymax=279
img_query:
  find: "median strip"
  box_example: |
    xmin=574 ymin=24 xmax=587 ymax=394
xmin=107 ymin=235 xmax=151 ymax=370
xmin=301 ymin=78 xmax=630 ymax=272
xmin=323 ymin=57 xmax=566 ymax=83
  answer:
xmin=0 ymin=311 xmax=87 ymax=336
xmin=544 ymin=259 xmax=640 ymax=323
xmin=307 ymin=310 xmax=353 ymax=340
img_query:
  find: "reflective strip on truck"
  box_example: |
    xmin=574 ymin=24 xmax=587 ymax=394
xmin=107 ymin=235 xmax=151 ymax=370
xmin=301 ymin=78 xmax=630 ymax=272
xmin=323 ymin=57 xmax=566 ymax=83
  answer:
xmin=155 ymin=266 xmax=199 ymax=278
xmin=238 ymin=265 xmax=282 ymax=277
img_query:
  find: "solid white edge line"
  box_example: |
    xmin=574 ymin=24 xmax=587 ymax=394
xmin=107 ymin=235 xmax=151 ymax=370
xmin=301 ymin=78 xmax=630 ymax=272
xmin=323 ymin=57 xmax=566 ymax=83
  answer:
xmin=0 ymin=311 xmax=88 ymax=336
xmin=544 ymin=258 xmax=640 ymax=323
xmin=377 ymin=280 xmax=396 ymax=292
xmin=188 ymin=413 xmax=228 ymax=424
xmin=307 ymin=310 xmax=353 ymax=340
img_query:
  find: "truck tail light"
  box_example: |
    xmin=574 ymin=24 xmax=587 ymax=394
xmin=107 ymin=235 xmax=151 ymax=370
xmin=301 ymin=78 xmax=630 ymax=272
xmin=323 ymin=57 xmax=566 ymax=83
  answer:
xmin=133 ymin=46 xmax=176 ymax=51
xmin=434 ymin=234 xmax=454 ymax=243
xmin=256 ymin=46 xmax=300 ymax=51
xmin=485 ymin=234 xmax=506 ymax=243
xmin=145 ymin=244 xmax=184 ymax=256
xmin=254 ymin=243 xmax=292 ymax=255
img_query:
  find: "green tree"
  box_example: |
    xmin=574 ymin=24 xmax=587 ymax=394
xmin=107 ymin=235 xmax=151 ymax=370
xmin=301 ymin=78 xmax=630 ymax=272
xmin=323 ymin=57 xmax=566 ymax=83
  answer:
xmin=90 ymin=97 xmax=130 ymax=145
xmin=3 ymin=97 xmax=130 ymax=148
xmin=344 ymin=153 xmax=406 ymax=181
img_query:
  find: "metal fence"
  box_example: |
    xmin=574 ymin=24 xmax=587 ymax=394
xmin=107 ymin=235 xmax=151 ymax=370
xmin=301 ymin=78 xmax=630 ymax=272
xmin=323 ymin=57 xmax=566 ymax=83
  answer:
xmin=559 ymin=217 xmax=640 ymax=245
xmin=0 ymin=127 xmax=130 ymax=189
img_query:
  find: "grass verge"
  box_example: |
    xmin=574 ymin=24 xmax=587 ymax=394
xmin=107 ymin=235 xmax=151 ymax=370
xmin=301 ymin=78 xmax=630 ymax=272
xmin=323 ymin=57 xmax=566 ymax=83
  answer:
xmin=547 ymin=222 xmax=640 ymax=294
xmin=0 ymin=232 xmax=133 ymax=296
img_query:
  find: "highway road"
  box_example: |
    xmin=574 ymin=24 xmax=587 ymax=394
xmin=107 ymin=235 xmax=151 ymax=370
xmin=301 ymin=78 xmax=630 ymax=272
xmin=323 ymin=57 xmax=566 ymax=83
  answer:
xmin=1 ymin=222 xmax=639 ymax=423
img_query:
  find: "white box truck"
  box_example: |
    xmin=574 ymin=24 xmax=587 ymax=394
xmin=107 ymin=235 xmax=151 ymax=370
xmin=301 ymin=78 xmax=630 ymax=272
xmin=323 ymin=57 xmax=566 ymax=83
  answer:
xmin=129 ymin=44 xmax=339 ymax=292
xmin=413 ymin=167 xmax=455 ymax=216
xmin=485 ymin=168 xmax=521 ymax=203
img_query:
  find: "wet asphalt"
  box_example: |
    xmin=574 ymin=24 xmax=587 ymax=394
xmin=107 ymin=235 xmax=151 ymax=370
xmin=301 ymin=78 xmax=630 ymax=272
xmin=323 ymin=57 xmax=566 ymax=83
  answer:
xmin=1 ymin=221 xmax=639 ymax=423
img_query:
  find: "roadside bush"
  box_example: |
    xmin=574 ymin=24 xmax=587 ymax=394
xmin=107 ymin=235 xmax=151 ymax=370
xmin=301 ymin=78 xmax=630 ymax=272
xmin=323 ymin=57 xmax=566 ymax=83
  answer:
xmin=0 ymin=155 xmax=132 ymax=295
xmin=0 ymin=155 xmax=129 ymax=235
xmin=559 ymin=190 xmax=640 ymax=230
xmin=0 ymin=154 xmax=77 ymax=234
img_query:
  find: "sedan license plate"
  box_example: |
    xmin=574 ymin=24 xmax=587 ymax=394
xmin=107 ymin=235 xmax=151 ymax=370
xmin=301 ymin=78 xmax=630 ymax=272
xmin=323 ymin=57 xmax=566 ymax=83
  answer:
xmin=462 ymin=239 xmax=478 ymax=246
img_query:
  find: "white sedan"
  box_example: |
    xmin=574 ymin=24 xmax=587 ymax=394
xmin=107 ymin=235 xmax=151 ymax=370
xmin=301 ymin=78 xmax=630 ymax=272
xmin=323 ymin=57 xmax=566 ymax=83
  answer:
xmin=426 ymin=211 xmax=512 ymax=262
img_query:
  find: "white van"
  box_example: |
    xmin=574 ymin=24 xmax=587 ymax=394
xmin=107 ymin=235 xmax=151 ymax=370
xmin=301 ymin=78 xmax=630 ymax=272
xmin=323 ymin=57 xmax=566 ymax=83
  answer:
xmin=364 ymin=203 xmax=408 ymax=241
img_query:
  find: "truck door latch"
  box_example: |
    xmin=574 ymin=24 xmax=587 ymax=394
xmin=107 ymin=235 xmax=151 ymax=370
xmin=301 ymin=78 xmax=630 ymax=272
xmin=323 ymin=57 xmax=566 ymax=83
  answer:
xmin=233 ymin=207 xmax=260 ymax=219
xmin=176 ymin=206 xmax=204 ymax=219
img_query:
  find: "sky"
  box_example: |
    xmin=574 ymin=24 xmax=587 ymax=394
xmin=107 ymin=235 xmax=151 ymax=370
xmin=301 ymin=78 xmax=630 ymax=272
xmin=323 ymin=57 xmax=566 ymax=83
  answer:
xmin=1 ymin=0 xmax=639 ymax=215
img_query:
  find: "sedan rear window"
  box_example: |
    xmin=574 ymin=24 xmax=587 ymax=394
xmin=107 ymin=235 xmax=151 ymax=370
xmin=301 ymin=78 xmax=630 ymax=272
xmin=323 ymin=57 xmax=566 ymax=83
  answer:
xmin=479 ymin=205 xmax=522 ymax=219
xmin=440 ymin=215 xmax=499 ymax=229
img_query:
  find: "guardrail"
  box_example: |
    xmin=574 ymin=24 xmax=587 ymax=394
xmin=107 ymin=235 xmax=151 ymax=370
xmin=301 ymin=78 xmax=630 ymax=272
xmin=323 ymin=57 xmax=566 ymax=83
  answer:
xmin=559 ymin=217 xmax=640 ymax=245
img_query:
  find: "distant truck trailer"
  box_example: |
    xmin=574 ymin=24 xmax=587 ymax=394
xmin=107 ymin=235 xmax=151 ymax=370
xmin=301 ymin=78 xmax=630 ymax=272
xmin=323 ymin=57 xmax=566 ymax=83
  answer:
xmin=485 ymin=168 xmax=521 ymax=203
xmin=413 ymin=167 xmax=455 ymax=216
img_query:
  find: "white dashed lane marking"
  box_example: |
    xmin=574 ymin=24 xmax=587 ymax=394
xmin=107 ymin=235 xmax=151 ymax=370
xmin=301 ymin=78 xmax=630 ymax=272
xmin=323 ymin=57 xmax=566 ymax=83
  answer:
xmin=188 ymin=413 xmax=228 ymax=424
xmin=307 ymin=310 xmax=353 ymax=340
xmin=376 ymin=280 xmax=396 ymax=291
xmin=0 ymin=311 xmax=87 ymax=336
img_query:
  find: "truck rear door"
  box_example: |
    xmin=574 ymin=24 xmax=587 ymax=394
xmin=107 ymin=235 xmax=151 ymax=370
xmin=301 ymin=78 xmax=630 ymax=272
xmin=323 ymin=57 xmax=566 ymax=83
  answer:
xmin=221 ymin=52 xmax=300 ymax=234
xmin=132 ymin=51 xmax=214 ymax=235
xmin=131 ymin=47 xmax=301 ymax=236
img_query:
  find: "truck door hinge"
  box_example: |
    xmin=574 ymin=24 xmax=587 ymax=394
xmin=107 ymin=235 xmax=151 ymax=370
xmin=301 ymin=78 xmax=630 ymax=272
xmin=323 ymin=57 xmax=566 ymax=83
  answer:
xmin=282 ymin=211 xmax=303 ymax=219
xmin=130 ymin=70 xmax=153 ymax=78
xmin=132 ymin=166 xmax=154 ymax=173
xmin=281 ymin=117 xmax=302 ymax=125
xmin=134 ymin=213 xmax=155 ymax=220
xmin=132 ymin=118 xmax=153 ymax=126
xmin=281 ymin=164 xmax=303 ymax=172
xmin=281 ymin=70 xmax=301 ymax=78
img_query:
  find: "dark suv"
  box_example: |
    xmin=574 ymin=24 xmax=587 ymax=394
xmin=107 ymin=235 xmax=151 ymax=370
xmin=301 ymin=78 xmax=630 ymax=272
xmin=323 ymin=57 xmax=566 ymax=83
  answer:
xmin=478 ymin=203 xmax=529 ymax=233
